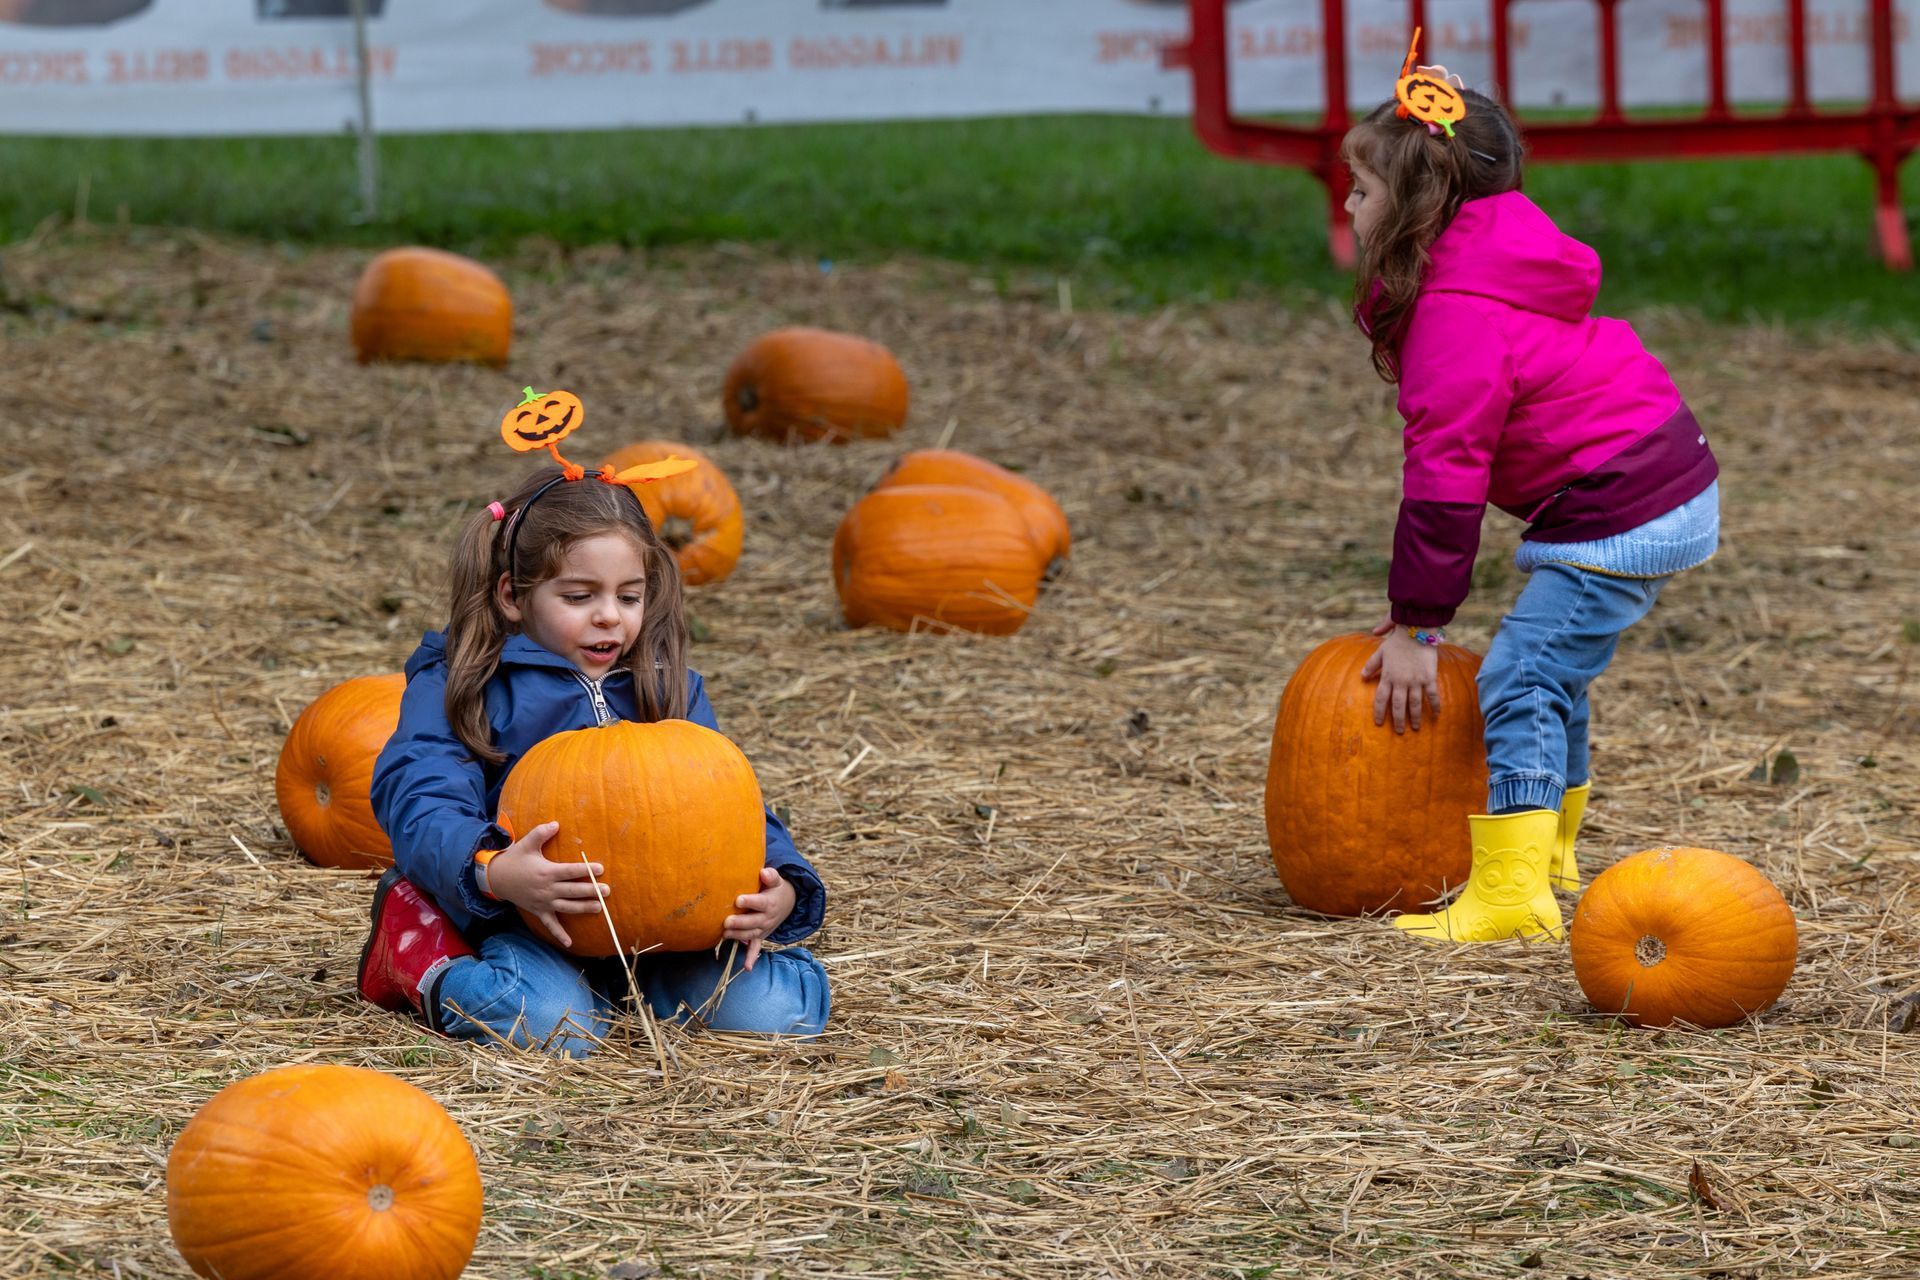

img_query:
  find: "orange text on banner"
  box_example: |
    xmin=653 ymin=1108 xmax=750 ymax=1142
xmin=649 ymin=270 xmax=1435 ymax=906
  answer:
xmin=531 ymin=42 xmax=654 ymax=76
xmin=788 ymin=34 xmax=961 ymax=70
xmin=0 ymin=50 xmax=89 ymax=85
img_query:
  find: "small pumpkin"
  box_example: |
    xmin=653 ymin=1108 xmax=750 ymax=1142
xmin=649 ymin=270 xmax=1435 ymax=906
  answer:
xmin=350 ymin=247 xmax=512 ymax=366
xmin=275 ymin=673 xmax=406 ymax=870
xmin=1264 ymin=633 xmax=1487 ymax=916
xmin=723 ymin=326 xmax=909 ymax=444
xmin=600 ymin=439 xmax=743 ymax=586
xmin=832 ymin=485 xmax=1041 ymax=635
xmin=167 ymin=1064 xmax=482 ymax=1280
xmin=1571 ymin=846 xmax=1797 ymax=1028
xmin=873 ymin=448 xmax=1070 ymax=577
xmin=496 ymin=719 xmax=766 ymax=957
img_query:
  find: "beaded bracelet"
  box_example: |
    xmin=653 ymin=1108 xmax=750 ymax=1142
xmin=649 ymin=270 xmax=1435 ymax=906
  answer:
xmin=1406 ymin=626 xmax=1446 ymax=647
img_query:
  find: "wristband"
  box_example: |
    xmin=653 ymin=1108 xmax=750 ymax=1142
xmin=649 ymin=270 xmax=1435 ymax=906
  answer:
xmin=473 ymin=846 xmax=505 ymax=901
xmin=1406 ymin=625 xmax=1446 ymax=647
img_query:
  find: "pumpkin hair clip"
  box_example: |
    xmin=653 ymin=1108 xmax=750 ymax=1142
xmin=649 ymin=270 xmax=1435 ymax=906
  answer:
xmin=498 ymin=386 xmax=698 ymax=487
xmin=1393 ymin=27 xmax=1467 ymax=139
xmin=494 ymin=386 xmax=700 ymax=582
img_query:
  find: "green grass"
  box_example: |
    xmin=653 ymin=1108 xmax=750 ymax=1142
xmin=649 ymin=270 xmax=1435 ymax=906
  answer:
xmin=2 ymin=116 xmax=1916 ymax=331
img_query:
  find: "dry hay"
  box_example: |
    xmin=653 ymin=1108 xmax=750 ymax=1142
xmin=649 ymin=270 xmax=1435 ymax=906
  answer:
xmin=1 ymin=225 xmax=1917 ymax=1280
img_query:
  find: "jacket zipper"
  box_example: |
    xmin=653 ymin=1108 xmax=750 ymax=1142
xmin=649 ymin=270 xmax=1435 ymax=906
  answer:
xmin=575 ymin=673 xmax=612 ymax=726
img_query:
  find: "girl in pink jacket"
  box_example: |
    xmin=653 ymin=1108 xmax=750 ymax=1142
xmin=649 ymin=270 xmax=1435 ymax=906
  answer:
xmin=1342 ymin=72 xmax=1719 ymax=943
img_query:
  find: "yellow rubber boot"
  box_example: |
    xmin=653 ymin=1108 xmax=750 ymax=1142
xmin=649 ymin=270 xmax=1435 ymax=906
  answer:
xmin=1553 ymin=783 xmax=1590 ymax=893
xmin=1393 ymin=809 xmax=1564 ymax=943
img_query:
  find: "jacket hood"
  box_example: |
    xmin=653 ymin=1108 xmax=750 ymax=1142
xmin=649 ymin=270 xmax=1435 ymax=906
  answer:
xmin=1424 ymin=192 xmax=1600 ymax=321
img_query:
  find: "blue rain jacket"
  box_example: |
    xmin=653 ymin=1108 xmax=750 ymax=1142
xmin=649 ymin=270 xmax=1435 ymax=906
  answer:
xmin=371 ymin=632 xmax=825 ymax=942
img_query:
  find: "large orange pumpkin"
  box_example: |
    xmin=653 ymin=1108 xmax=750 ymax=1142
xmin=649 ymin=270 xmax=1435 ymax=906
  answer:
xmin=1264 ymin=633 xmax=1487 ymax=916
xmin=723 ymin=326 xmax=909 ymax=444
xmin=167 ymin=1064 xmax=482 ymax=1280
xmin=1570 ymin=846 xmax=1797 ymax=1028
xmin=873 ymin=448 xmax=1070 ymax=577
xmin=496 ymin=719 xmax=766 ymax=957
xmin=275 ymin=673 xmax=405 ymax=870
xmin=832 ymin=485 xmax=1042 ymax=635
xmin=600 ymin=439 xmax=744 ymax=586
xmin=350 ymin=247 xmax=512 ymax=366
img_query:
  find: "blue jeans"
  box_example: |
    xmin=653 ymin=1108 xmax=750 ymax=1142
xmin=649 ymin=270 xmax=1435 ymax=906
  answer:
xmin=433 ymin=929 xmax=831 ymax=1057
xmin=1478 ymin=562 xmax=1669 ymax=814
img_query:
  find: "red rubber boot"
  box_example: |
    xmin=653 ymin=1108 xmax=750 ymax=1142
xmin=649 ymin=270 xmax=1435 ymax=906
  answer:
xmin=357 ymin=869 xmax=475 ymax=1030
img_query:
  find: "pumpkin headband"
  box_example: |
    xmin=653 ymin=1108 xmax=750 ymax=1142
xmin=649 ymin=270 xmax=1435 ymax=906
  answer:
xmin=1390 ymin=29 xmax=1503 ymax=165
xmin=492 ymin=386 xmax=699 ymax=583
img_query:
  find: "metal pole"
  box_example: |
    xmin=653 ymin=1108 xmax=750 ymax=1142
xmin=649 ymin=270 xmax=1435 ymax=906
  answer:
xmin=351 ymin=0 xmax=379 ymax=221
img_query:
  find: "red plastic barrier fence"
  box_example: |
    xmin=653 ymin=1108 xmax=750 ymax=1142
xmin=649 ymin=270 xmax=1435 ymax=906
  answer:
xmin=1165 ymin=0 xmax=1917 ymax=269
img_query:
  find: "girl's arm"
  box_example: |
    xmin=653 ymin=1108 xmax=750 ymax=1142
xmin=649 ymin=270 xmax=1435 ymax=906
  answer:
xmin=686 ymin=671 xmax=826 ymax=945
xmin=1389 ymin=294 xmax=1517 ymax=627
xmin=370 ymin=664 xmax=513 ymax=924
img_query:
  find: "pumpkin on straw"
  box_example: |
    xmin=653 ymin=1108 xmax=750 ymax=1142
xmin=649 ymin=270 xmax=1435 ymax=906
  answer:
xmin=275 ymin=672 xmax=405 ymax=870
xmin=832 ymin=484 xmax=1042 ymax=635
xmin=723 ymin=326 xmax=909 ymax=444
xmin=873 ymin=447 xmax=1070 ymax=578
xmin=350 ymin=246 xmax=512 ymax=366
xmin=1570 ymin=846 xmax=1797 ymax=1028
xmin=167 ymin=1063 xmax=482 ymax=1280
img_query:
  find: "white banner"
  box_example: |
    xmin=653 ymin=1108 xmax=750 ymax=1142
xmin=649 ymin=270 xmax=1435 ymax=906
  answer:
xmin=0 ymin=1 xmax=1910 ymax=137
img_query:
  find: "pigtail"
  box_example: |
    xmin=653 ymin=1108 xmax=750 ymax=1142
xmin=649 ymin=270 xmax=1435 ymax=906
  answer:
xmin=444 ymin=504 xmax=512 ymax=765
xmin=624 ymin=533 xmax=690 ymax=722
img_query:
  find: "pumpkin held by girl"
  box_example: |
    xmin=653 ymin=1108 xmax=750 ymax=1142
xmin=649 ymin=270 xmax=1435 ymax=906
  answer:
xmin=275 ymin=672 xmax=405 ymax=870
xmin=1265 ymin=632 xmax=1488 ymax=917
xmin=1570 ymin=846 xmax=1797 ymax=1028
xmin=167 ymin=1064 xmax=482 ymax=1280
xmin=496 ymin=718 xmax=767 ymax=958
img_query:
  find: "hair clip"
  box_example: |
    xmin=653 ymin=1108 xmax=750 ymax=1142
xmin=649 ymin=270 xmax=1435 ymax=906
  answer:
xmin=1393 ymin=27 xmax=1467 ymax=139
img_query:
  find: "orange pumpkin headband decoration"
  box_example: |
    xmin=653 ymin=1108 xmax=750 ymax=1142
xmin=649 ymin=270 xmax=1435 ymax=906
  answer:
xmin=1393 ymin=27 xmax=1467 ymax=138
xmin=492 ymin=386 xmax=699 ymax=579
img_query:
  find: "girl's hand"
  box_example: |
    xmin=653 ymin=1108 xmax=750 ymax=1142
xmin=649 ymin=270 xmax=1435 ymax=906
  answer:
xmin=484 ymin=821 xmax=610 ymax=950
xmin=723 ymin=867 xmax=795 ymax=971
xmin=1360 ymin=618 xmax=1443 ymax=733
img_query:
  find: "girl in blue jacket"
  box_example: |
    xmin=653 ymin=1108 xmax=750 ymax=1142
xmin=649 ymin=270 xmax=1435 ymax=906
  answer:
xmin=358 ymin=463 xmax=829 ymax=1056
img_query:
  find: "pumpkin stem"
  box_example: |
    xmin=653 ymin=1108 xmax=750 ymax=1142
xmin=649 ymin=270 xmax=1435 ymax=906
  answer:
xmin=366 ymin=1184 xmax=395 ymax=1212
xmin=1634 ymin=935 xmax=1667 ymax=968
xmin=517 ymin=386 xmax=543 ymax=406
xmin=736 ymin=385 xmax=759 ymax=413
xmin=660 ymin=515 xmax=697 ymax=551
xmin=314 ymin=781 xmax=332 ymax=808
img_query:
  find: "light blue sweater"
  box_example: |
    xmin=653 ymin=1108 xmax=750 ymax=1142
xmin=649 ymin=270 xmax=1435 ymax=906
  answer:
xmin=1515 ymin=481 xmax=1719 ymax=579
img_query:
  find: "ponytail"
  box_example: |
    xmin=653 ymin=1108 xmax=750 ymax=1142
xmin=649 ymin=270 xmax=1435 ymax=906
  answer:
xmin=444 ymin=505 xmax=511 ymax=764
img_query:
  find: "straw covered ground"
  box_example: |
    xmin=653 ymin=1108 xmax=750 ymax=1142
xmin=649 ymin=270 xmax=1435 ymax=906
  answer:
xmin=2 ymin=228 xmax=1917 ymax=1279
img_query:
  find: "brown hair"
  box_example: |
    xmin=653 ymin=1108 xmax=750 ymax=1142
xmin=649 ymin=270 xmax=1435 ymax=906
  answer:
xmin=1341 ymin=87 xmax=1526 ymax=382
xmin=444 ymin=468 xmax=689 ymax=763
